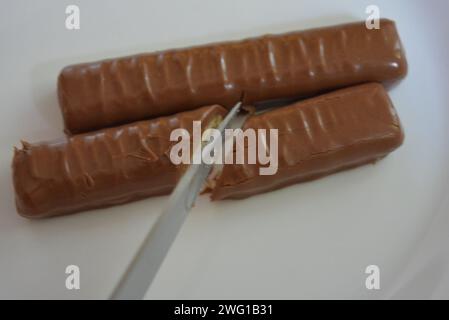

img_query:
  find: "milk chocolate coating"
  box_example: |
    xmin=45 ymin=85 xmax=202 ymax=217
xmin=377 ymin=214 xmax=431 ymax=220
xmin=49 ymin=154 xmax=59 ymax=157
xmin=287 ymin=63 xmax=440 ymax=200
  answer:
xmin=211 ymin=83 xmax=404 ymax=200
xmin=58 ymin=19 xmax=407 ymax=134
xmin=12 ymin=105 xmax=227 ymax=218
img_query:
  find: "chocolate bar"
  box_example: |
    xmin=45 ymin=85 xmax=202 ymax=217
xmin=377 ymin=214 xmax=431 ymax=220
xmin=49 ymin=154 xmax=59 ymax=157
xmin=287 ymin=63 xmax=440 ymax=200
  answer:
xmin=210 ymin=83 xmax=404 ymax=200
xmin=58 ymin=19 xmax=407 ymax=134
xmin=12 ymin=105 xmax=226 ymax=218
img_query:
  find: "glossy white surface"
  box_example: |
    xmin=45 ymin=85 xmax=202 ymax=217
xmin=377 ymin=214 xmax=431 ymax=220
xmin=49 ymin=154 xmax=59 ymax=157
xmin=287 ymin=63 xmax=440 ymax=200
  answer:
xmin=0 ymin=0 xmax=448 ymax=299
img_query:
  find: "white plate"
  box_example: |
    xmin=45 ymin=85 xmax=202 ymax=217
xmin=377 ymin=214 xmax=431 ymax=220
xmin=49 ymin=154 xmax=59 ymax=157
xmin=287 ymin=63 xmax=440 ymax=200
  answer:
xmin=1 ymin=0 xmax=448 ymax=299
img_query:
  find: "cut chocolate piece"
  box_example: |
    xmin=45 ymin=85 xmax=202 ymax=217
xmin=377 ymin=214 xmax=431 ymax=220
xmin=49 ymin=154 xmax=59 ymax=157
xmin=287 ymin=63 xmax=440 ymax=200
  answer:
xmin=58 ymin=19 xmax=407 ymax=134
xmin=12 ymin=105 xmax=227 ymax=218
xmin=211 ymin=83 xmax=404 ymax=200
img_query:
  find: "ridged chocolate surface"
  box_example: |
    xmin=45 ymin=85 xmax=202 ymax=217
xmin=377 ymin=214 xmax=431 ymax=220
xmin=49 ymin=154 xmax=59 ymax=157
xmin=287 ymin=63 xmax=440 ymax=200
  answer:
xmin=211 ymin=83 xmax=404 ymax=200
xmin=13 ymin=105 xmax=227 ymax=218
xmin=58 ymin=19 xmax=407 ymax=134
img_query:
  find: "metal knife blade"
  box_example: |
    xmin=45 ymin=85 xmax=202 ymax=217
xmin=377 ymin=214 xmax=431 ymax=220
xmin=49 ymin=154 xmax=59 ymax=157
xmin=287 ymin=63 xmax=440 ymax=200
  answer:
xmin=110 ymin=100 xmax=243 ymax=299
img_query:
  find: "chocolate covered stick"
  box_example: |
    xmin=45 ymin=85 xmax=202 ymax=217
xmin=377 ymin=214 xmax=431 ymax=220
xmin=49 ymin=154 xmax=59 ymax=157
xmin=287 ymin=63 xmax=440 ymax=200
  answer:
xmin=58 ymin=19 xmax=407 ymax=134
xmin=211 ymin=83 xmax=404 ymax=200
xmin=12 ymin=105 xmax=227 ymax=218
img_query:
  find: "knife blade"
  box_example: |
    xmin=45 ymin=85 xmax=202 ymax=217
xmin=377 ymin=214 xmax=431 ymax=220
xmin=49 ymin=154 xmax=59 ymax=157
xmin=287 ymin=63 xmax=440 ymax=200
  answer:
xmin=110 ymin=100 xmax=244 ymax=299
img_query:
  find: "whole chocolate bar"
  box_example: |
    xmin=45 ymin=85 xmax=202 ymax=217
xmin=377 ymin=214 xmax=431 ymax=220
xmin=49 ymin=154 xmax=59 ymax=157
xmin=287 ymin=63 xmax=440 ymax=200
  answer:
xmin=12 ymin=105 xmax=226 ymax=218
xmin=58 ymin=19 xmax=407 ymax=134
xmin=210 ymin=83 xmax=404 ymax=200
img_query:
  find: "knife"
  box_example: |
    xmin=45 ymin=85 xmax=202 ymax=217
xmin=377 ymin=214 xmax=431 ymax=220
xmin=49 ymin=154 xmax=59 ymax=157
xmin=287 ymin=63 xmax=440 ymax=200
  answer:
xmin=110 ymin=99 xmax=245 ymax=299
